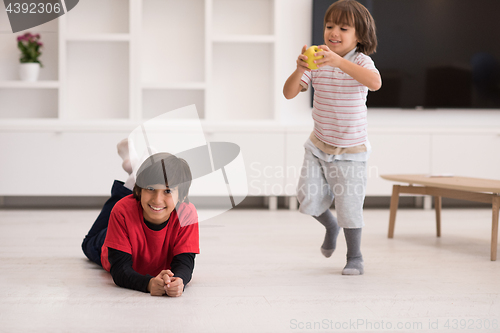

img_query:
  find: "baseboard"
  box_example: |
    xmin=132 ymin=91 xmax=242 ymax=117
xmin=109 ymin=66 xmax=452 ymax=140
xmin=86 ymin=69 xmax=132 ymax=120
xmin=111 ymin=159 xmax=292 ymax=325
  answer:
xmin=0 ymin=195 xmax=490 ymax=209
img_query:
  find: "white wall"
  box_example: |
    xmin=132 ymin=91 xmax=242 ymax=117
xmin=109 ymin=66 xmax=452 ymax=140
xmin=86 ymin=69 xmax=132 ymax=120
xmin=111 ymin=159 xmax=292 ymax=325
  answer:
xmin=276 ymin=0 xmax=314 ymax=125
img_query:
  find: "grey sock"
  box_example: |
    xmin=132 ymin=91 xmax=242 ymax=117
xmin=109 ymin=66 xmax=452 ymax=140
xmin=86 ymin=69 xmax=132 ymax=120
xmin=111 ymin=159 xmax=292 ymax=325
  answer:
xmin=342 ymin=228 xmax=364 ymax=275
xmin=313 ymin=210 xmax=340 ymax=258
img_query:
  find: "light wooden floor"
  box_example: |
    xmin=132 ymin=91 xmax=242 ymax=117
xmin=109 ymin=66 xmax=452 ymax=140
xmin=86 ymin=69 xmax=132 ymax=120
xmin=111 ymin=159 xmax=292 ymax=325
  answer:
xmin=0 ymin=208 xmax=499 ymax=332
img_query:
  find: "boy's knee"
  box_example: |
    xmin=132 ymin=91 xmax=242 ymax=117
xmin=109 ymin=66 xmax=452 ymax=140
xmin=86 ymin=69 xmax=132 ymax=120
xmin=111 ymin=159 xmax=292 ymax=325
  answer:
xmin=297 ymin=191 xmax=333 ymax=217
xmin=81 ymin=236 xmax=93 ymax=259
xmin=81 ymin=234 xmax=104 ymax=266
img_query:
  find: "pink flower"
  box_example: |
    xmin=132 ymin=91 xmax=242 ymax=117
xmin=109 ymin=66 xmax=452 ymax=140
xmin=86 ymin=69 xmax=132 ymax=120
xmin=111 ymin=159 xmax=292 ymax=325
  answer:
xmin=17 ymin=31 xmax=43 ymax=67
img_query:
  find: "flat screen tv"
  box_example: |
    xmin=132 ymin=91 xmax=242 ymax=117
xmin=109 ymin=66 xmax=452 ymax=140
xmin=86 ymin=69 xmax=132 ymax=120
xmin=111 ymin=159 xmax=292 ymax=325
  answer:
xmin=312 ymin=0 xmax=500 ymax=109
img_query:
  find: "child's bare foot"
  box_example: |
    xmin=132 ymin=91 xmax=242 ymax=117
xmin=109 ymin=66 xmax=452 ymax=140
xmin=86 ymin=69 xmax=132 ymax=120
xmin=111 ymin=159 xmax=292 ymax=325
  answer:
xmin=117 ymin=138 xmax=133 ymax=175
xmin=117 ymin=138 xmax=129 ymax=160
xmin=122 ymin=160 xmax=132 ymax=175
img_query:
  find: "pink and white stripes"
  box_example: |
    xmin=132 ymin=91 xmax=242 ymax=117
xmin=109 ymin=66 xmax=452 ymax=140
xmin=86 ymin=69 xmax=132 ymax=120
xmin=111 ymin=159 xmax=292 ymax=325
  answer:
xmin=300 ymin=52 xmax=378 ymax=147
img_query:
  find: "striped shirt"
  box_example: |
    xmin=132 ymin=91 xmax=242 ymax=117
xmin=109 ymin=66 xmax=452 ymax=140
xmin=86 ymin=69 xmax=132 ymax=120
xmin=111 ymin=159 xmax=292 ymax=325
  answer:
xmin=300 ymin=48 xmax=379 ymax=148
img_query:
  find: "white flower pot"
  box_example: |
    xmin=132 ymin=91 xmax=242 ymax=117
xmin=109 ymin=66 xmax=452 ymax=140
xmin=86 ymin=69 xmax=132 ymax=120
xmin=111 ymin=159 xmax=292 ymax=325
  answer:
xmin=19 ymin=63 xmax=40 ymax=82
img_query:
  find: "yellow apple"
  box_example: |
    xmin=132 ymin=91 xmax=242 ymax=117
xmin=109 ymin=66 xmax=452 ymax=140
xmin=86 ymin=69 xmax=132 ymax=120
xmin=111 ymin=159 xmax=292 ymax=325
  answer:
xmin=302 ymin=45 xmax=323 ymax=70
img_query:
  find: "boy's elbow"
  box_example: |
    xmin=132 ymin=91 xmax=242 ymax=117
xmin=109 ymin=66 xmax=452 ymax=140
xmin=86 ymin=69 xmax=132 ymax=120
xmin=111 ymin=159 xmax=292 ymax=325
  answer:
xmin=371 ymin=78 xmax=382 ymax=92
xmin=283 ymin=90 xmax=294 ymax=100
xmin=283 ymin=87 xmax=300 ymax=100
xmin=110 ymin=274 xmax=125 ymax=289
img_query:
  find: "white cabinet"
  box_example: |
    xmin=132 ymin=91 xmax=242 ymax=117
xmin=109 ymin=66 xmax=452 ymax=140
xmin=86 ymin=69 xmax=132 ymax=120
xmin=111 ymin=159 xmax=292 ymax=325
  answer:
xmin=431 ymin=133 xmax=500 ymax=180
xmin=284 ymin=130 xmax=309 ymax=196
xmin=0 ymin=132 xmax=129 ymax=196
xmin=208 ymin=126 xmax=285 ymax=196
xmin=367 ymin=133 xmax=431 ymax=195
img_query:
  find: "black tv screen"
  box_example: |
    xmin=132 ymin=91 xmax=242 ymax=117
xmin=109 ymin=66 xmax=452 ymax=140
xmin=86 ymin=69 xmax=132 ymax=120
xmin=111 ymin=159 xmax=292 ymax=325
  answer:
xmin=312 ymin=0 xmax=500 ymax=109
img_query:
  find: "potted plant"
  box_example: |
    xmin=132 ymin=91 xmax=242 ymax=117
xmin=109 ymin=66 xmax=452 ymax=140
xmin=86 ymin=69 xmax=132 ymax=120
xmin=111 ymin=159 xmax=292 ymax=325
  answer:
xmin=17 ymin=32 xmax=43 ymax=81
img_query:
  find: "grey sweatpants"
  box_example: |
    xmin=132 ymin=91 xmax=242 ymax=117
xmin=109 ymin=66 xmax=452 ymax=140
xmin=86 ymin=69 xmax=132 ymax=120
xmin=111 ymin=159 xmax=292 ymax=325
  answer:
xmin=297 ymin=147 xmax=367 ymax=228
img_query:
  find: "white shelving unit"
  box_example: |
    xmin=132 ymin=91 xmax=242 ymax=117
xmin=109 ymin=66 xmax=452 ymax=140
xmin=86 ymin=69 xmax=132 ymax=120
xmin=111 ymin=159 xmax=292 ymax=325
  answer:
xmin=0 ymin=0 xmax=277 ymax=122
xmin=0 ymin=0 xmax=281 ymax=197
xmin=0 ymin=7 xmax=60 ymax=120
xmin=208 ymin=0 xmax=276 ymax=121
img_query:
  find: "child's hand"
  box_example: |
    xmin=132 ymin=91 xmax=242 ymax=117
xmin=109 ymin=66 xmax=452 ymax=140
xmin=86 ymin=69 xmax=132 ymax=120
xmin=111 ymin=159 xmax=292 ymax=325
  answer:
xmin=148 ymin=275 xmax=166 ymax=296
xmin=296 ymin=45 xmax=311 ymax=73
xmin=160 ymin=269 xmax=174 ymax=284
xmin=148 ymin=270 xmax=174 ymax=296
xmin=165 ymin=277 xmax=184 ymax=297
xmin=315 ymin=45 xmax=344 ymax=68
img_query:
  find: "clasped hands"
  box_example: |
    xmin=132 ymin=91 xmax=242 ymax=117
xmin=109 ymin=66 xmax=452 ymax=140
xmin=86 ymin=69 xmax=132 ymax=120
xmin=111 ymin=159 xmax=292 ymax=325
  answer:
xmin=148 ymin=270 xmax=184 ymax=297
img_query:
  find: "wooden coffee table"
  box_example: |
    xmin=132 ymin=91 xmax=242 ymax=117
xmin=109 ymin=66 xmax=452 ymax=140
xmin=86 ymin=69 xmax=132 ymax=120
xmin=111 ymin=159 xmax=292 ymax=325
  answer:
xmin=380 ymin=174 xmax=500 ymax=261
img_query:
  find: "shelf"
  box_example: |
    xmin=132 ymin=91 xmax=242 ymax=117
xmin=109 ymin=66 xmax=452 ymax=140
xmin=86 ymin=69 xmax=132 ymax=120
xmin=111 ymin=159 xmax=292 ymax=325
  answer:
xmin=66 ymin=42 xmax=129 ymax=119
xmin=142 ymin=89 xmax=205 ymax=120
xmin=65 ymin=34 xmax=131 ymax=42
xmin=210 ymin=43 xmax=274 ymax=120
xmin=212 ymin=35 xmax=275 ymax=43
xmin=142 ymin=82 xmax=206 ymax=90
xmin=213 ymin=0 xmax=273 ymax=36
xmin=65 ymin=0 xmax=129 ymax=34
xmin=0 ymin=89 xmax=58 ymax=119
xmin=0 ymin=81 xmax=60 ymax=89
xmin=141 ymin=0 xmax=205 ymax=84
xmin=0 ymin=14 xmax=59 ymax=81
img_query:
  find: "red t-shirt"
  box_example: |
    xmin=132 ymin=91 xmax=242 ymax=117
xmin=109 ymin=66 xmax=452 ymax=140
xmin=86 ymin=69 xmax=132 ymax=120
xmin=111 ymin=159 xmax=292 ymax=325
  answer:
xmin=101 ymin=195 xmax=200 ymax=277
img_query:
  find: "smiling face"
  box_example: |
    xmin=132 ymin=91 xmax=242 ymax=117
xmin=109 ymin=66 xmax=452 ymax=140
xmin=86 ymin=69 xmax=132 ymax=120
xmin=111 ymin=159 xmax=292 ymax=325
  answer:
xmin=140 ymin=184 xmax=179 ymax=224
xmin=324 ymin=21 xmax=358 ymax=58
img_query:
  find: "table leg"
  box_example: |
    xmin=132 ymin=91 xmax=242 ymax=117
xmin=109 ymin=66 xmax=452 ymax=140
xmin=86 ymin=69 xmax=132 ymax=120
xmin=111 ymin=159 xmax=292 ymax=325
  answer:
xmin=491 ymin=195 xmax=500 ymax=261
xmin=268 ymin=196 xmax=278 ymax=211
xmin=435 ymin=196 xmax=442 ymax=237
xmin=388 ymin=185 xmax=400 ymax=238
xmin=287 ymin=196 xmax=297 ymax=211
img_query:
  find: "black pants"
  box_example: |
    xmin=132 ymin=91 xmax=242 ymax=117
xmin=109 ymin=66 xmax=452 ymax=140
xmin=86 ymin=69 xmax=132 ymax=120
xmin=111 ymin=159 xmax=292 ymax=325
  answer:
xmin=81 ymin=180 xmax=132 ymax=266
